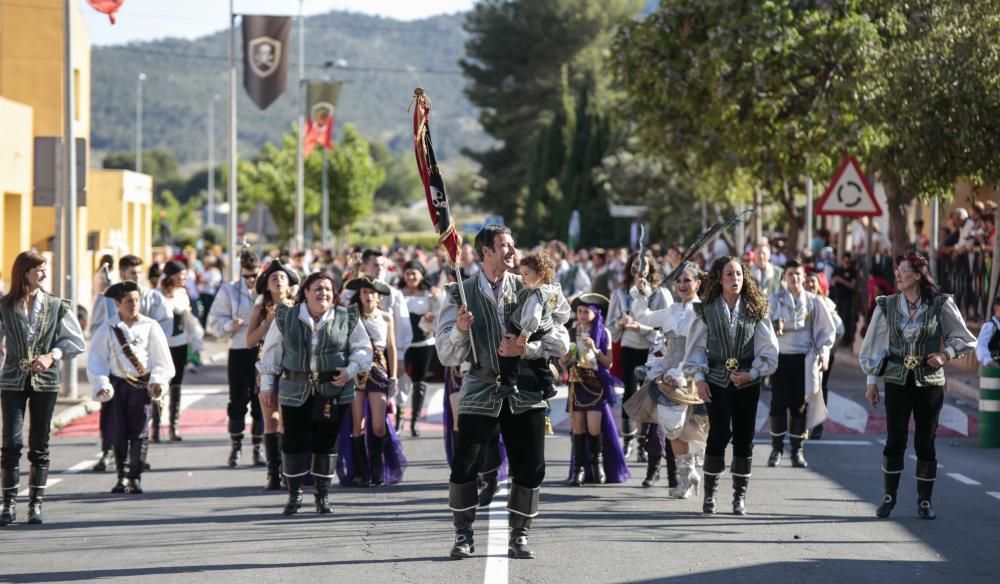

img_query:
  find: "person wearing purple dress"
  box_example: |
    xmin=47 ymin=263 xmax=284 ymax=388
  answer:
xmin=561 ymin=293 xmax=630 ymax=486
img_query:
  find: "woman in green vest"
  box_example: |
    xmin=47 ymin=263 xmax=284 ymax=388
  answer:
xmin=1 ymin=251 xmax=86 ymax=526
xmin=684 ymin=256 xmax=778 ymax=516
xmin=256 ymin=271 xmax=372 ymax=516
xmin=860 ymin=251 xmax=974 ymax=520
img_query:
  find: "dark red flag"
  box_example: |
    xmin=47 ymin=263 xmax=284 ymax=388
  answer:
xmin=86 ymin=0 xmax=126 ymax=24
xmin=412 ymin=88 xmax=461 ymax=264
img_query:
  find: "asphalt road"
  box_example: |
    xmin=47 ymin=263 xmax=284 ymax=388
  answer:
xmin=1 ymin=352 xmax=999 ymax=584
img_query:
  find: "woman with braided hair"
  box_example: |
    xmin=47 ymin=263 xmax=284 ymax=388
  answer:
xmin=683 ymin=256 xmax=778 ymax=516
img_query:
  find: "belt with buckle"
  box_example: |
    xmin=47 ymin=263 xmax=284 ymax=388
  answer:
xmin=283 ymin=370 xmax=337 ymax=384
xmin=18 ymin=358 xmax=32 ymax=373
xmin=725 ymin=358 xmax=739 ymax=372
xmin=902 ymin=355 xmax=923 ymax=370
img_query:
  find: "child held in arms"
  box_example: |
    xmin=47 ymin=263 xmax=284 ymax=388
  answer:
xmin=497 ymin=252 xmax=571 ymax=400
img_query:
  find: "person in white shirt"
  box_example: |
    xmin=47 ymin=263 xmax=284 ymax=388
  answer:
xmin=975 ymin=297 xmax=1000 ymax=367
xmin=208 ymin=251 xmax=265 ymax=468
xmin=88 ymin=282 xmax=175 ymax=495
xmin=156 ymin=260 xmax=205 ymax=443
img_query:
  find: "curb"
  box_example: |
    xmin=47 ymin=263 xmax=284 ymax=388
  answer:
xmin=51 ymin=398 xmax=102 ymax=431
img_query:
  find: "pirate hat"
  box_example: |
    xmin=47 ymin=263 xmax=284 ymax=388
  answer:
xmin=255 ymin=260 xmax=301 ymax=295
xmin=344 ymin=276 xmax=391 ymax=296
xmin=571 ymin=292 xmax=610 ymax=316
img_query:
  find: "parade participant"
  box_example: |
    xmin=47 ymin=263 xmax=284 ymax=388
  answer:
xmin=608 ymin=252 xmax=672 ymax=460
xmin=804 ymin=273 xmax=844 ymax=439
xmin=684 ymin=256 xmax=778 ymax=516
xmin=860 ymin=251 xmax=975 ymax=520
xmin=399 ymin=259 xmax=442 ymax=437
xmin=438 ymin=225 xmax=570 ymax=560
xmin=257 ymin=271 xmax=372 ymax=515
xmin=155 ymin=260 xmax=204 ymax=443
xmin=0 ymin=252 xmax=86 ymax=526
xmin=561 ymin=293 xmax=631 ymax=487
xmin=246 ymin=259 xmax=298 ymax=490
xmin=498 ymin=251 xmax=571 ymax=400
xmin=766 ymin=260 xmax=836 ymax=468
xmin=975 ymin=296 xmax=1000 ymax=367
xmin=208 ymin=251 xmax=265 ymax=468
xmin=751 ymin=242 xmax=783 ymax=296
xmin=89 ymin=254 xmax=170 ymax=472
xmin=87 ymin=282 xmax=174 ymax=494
xmin=627 ymin=262 xmax=709 ymax=498
xmin=339 ymin=277 xmax=407 ymax=487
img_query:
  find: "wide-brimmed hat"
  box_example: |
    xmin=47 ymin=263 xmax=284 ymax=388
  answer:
xmin=570 ymin=293 xmax=610 ymax=316
xmin=105 ymin=281 xmax=141 ymax=300
xmin=344 ymin=276 xmax=391 ymax=296
xmin=255 ymin=260 xmax=300 ymax=295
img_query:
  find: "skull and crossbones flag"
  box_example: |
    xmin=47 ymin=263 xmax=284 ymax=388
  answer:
xmin=412 ymin=88 xmax=461 ymax=263
xmin=242 ymin=15 xmax=291 ymax=111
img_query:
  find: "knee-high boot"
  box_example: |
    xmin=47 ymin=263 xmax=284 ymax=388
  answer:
xmin=251 ymin=435 xmax=266 ymax=466
xmin=449 ymin=480 xmax=478 ymax=559
xmin=641 ymin=454 xmax=661 ymax=488
xmin=110 ymin=449 xmax=128 ymax=493
xmin=589 ymin=433 xmax=606 ymax=485
xmin=876 ymin=456 xmax=903 ymax=518
xmin=568 ymin=434 xmax=586 ymax=486
xmin=789 ymin=414 xmax=808 ymax=468
xmin=664 ymin=441 xmax=678 ymax=488
xmin=0 ymin=467 xmax=19 ymax=525
xmin=350 ymin=436 xmax=370 ymax=487
xmin=411 ymin=381 xmax=426 ymax=437
xmin=227 ymin=433 xmax=243 ymax=467
xmin=150 ymin=404 xmax=162 ymax=443
xmin=507 ymin=483 xmax=539 ymax=560
xmin=281 ymin=452 xmax=308 ymax=516
xmin=264 ymin=434 xmax=283 ymax=490
xmin=731 ymin=456 xmax=752 ymax=516
xmin=369 ymin=435 xmax=386 ymax=487
xmin=768 ymin=415 xmax=787 ymax=466
xmin=312 ymin=454 xmax=336 ymax=514
xmin=916 ymin=459 xmax=937 ymax=520
xmin=127 ymin=440 xmax=145 ymax=494
xmin=26 ymin=465 xmax=48 ymax=525
xmin=702 ymin=455 xmax=725 ymax=514
xmin=169 ymin=385 xmax=183 ymax=441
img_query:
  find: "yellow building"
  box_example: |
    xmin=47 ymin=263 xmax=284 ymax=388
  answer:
xmin=0 ymin=0 xmax=152 ymax=306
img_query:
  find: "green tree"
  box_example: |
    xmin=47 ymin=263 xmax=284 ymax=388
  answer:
xmin=370 ymin=142 xmax=423 ymax=210
xmin=103 ymin=148 xmax=188 ymax=199
xmin=153 ymin=189 xmax=203 ymax=245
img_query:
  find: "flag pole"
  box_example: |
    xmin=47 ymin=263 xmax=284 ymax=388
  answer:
xmin=294 ymin=0 xmax=305 ymax=252
xmin=227 ymin=0 xmax=239 ymax=281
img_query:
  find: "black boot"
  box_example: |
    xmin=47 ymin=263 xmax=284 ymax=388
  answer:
xmin=395 ymin=406 xmax=404 ymax=433
xmin=169 ymin=385 xmax=183 ymax=441
xmin=641 ymin=456 xmax=661 ymax=488
xmin=768 ymin=415 xmax=786 ymax=467
xmin=264 ymin=434 xmax=283 ymax=490
xmin=227 ymin=433 xmax=243 ymax=468
xmin=702 ymin=455 xmax=725 ymax=514
xmin=622 ymin=420 xmax=635 ymax=460
xmin=589 ymin=434 xmax=606 ymax=485
xmin=449 ymin=480 xmax=478 ymax=559
xmin=665 ymin=442 xmax=678 ymax=488
xmin=636 ymin=434 xmax=648 ymax=463
xmin=281 ymin=452 xmax=308 ymax=515
xmin=150 ymin=405 xmax=162 ymax=443
xmin=141 ymin=439 xmax=151 ymax=471
xmin=411 ymin=381 xmax=426 ymax=437
xmin=876 ymin=456 xmax=903 ymax=518
xmin=92 ymin=449 xmax=112 ymax=472
xmin=0 ymin=467 xmax=18 ymax=526
xmin=111 ymin=449 xmax=128 ymax=493
xmin=568 ymin=434 xmax=586 ymax=486
xmin=252 ymin=435 xmax=266 ymax=467
xmin=369 ymin=435 xmax=386 ymax=487
xmin=789 ymin=415 xmax=808 ymax=468
xmin=127 ymin=440 xmax=145 ymax=494
xmin=916 ymin=459 xmax=937 ymax=520
xmin=478 ymin=469 xmax=500 ymax=507
xmin=350 ymin=436 xmax=370 ymax=487
xmin=312 ymin=454 xmax=336 ymax=514
xmin=26 ymin=466 xmax=47 ymax=525
xmin=508 ymin=483 xmax=539 ymax=559
xmin=731 ymin=456 xmax=752 ymax=516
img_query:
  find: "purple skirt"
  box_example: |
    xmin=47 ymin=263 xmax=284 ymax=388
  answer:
xmin=566 ymin=401 xmax=631 ymax=484
xmin=336 ymin=399 xmax=408 ymax=486
xmin=443 ymin=367 xmax=509 ymax=480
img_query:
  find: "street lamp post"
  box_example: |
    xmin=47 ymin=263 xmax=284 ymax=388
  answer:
xmin=208 ymin=93 xmax=220 ymax=228
xmin=136 ymin=72 xmax=146 ymax=173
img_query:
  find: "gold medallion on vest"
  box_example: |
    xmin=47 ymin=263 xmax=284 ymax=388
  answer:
xmin=903 ymin=355 xmax=922 ymax=370
xmin=725 ymin=358 xmax=739 ymax=372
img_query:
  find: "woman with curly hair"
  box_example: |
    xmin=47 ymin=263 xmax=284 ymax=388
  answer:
xmin=860 ymin=251 xmax=974 ymax=520
xmin=683 ymin=256 xmax=778 ymax=515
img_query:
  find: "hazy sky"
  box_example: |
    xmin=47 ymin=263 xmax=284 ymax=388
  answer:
xmin=82 ymin=0 xmax=476 ymax=46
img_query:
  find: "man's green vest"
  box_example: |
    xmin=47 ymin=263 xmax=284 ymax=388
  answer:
xmin=0 ymin=294 xmax=69 ymax=392
xmin=275 ymin=303 xmax=359 ymax=406
xmin=878 ymin=294 xmax=947 ymax=387
xmin=694 ymin=298 xmax=760 ymax=389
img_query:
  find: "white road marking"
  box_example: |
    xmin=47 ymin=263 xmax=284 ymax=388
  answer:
xmin=947 ymin=473 xmax=981 ymax=486
xmin=18 ymin=478 xmax=62 ymax=497
xmin=484 ymin=481 xmax=509 ymax=584
xmin=938 ymin=404 xmax=969 ymax=436
xmin=63 ymin=459 xmax=99 ymax=474
xmin=987 ymin=491 xmax=1000 ymax=501
xmin=752 ymin=439 xmax=872 ymax=446
xmin=827 ymin=392 xmax=870 ymax=433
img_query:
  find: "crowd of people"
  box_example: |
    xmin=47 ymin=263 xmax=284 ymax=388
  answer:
xmin=0 ymin=217 xmax=994 ymax=561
